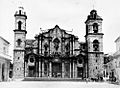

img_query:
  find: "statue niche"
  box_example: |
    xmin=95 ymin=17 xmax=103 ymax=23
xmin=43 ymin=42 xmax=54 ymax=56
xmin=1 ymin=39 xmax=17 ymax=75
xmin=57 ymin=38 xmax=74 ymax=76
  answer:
xmin=53 ymin=38 xmax=60 ymax=51
xmin=44 ymin=43 xmax=48 ymax=56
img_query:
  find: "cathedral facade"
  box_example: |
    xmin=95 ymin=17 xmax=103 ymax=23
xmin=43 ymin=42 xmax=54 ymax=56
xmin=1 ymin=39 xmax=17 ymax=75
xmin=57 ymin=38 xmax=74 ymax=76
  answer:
xmin=13 ymin=7 xmax=104 ymax=80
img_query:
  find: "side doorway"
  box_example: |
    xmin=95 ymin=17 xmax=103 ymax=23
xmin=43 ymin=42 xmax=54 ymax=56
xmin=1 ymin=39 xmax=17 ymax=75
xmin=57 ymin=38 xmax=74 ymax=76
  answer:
xmin=77 ymin=67 xmax=83 ymax=78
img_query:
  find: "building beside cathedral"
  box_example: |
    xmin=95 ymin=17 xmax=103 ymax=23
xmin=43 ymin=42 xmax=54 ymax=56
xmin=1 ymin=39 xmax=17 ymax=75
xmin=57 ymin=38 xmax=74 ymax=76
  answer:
xmin=105 ymin=37 xmax=120 ymax=82
xmin=0 ymin=36 xmax=11 ymax=81
xmin=13 ymin=7 xmax=104 ymax=80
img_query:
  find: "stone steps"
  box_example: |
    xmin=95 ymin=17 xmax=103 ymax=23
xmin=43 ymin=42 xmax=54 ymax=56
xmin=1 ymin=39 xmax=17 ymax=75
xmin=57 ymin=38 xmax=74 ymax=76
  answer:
xmin=23 ymin=77 xmax=85 ymax=81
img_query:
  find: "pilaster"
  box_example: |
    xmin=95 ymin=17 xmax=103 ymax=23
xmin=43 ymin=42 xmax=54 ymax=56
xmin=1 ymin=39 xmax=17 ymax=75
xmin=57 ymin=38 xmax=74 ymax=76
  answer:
xmin=73 ymin=60 xmax=75 ymax=78
xmin=39 ymin=61 xmax=41 ymax=77
xmin=42 ymin=61 xmax=44 ymax=77
xmin=70 ymin=61 xmax=71 ymax=78
xmin=62 ymin=61 xmax=65 ymax=78
xmin=49 ymin=62 xmax=52 ymax=77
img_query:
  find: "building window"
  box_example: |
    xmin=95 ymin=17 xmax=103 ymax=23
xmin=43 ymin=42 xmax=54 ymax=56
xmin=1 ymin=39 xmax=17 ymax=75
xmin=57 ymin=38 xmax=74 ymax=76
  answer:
xmin=96 ymin=67 xmax=97 ymax=69
xmin=93 ymin=23 xmax=98 ymax=33
xmin=18 ymin=57 xmax=20 ymax=60
xmin=3 ymin=47 xmax=6 ymax=54
xmin=96 ymin=59 xmax=97 ymax=62
xmin=86 ymin=25 xmax=88 ymax=34
xmin=106 ymin=72 xmax=108 ymax=77
xmin=95 ymin=53 xmax=98 ymax=57
xmin=93 ymin=40 xmax=99 ymax=51
xmin=18 ymin=21 xmax=22 ymax=30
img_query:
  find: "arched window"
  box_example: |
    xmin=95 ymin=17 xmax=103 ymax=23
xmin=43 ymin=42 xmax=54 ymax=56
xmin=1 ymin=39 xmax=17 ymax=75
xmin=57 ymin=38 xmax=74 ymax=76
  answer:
xmin=93 ymin=23 xmax=98 ymax=33
xmin=90 ymin=10 xmax=97 ymax=19
xmin=17 ymin=39 xmax=22 ymax=46
xmin=29 ymin=55 xmax=35 ymax=63
xmin=18 ymin=21 xmax=22 ymax=30
xmin=93 ymin=40 xmax=99 ymax=51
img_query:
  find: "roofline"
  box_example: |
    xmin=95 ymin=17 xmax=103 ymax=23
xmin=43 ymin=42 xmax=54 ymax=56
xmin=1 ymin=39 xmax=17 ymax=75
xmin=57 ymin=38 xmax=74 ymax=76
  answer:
xmin=41 ymin=25 xmax=74 ymax=36
xmin=0 ymin=36 xmax=10 ymax=44
xmin=115 ymin=36 xmax=120 ymax=42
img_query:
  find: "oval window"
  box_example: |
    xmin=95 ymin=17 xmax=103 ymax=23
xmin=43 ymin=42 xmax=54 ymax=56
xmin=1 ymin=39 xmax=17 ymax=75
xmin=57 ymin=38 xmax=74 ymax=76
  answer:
xmin=30 ymin=58 xmax=34 ymax=63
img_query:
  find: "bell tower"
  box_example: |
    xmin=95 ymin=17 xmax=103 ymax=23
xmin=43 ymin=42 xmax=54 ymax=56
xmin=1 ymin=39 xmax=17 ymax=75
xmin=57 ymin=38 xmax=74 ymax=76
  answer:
xmin=13 ymin=7 xmax=27 ymax=79
xmin=85 ymin=10 xmax=104 ymax=79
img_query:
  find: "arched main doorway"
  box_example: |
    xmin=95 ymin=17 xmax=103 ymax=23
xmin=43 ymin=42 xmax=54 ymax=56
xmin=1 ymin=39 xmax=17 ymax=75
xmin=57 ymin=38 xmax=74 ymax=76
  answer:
xmin=77 ymin=67 xmax=83 ymax=78
xmin=25 ymin=53 xmax=39 ymax=77
xmin=76 ymin=54 xmax=85 ymax=79
xmin=52 ymin=63 xmax=62 ymax=78
xmin=28 ymin=66 xmax=36 ymax=77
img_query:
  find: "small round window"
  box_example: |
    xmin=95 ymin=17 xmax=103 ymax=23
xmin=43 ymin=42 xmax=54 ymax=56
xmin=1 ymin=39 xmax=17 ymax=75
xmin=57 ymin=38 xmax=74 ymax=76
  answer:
xmin=30 ymin=58 xmax=34 ymax=63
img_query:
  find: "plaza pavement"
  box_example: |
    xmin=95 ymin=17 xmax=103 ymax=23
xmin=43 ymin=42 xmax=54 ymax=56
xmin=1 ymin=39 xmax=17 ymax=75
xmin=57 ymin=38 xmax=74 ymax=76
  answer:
xmin=0 ymin=81 xmax=120 ymax=88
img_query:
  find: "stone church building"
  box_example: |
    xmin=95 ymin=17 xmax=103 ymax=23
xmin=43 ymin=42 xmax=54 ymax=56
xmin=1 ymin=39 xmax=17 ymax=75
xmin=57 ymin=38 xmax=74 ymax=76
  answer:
xmin=13 ymin=7 xmax=104 ymax=80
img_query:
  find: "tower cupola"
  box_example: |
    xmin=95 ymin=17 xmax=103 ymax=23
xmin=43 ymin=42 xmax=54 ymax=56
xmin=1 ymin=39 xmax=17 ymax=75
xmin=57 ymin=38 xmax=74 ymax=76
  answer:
xmin=14 ymin=7 xmax=27 ymax=19
xmin=85 ymin=9 xmax=103 ymax=23
xmin=14 ymin=7 xmax=27 ymax=33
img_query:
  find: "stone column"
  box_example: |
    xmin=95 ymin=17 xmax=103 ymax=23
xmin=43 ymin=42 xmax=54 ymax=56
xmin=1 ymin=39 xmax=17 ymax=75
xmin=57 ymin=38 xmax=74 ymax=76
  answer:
xmin=42 ymin=61 xmax=44 ymax=77
xmin=73 ymin=41 xmax=75 ymax=55
xmin=49 ymin=62 xmax=52 ymax=77
xmin=0 ymin=63 xmax=2 ymax=81
xmin=4 ymin=63 xmax=6 ymax=81
xmin=6 ymin=63 xmax=9 ymax=81
xmin=62 ymin=61 xmax=65 ymax=78
xmin=73 ymin=61 xmax=75 ymax=78
xmin=75 ymin=63 xmax=77 ymax=78
xmin=39 ymin=61 xmax=41 ymax=77
xmin=25 ymin=62 xmax=27 ymax=77
xmin=70 ymin=61 xmax=71 ymax=78
xmin=0 ymin=63 xmax=1 ymax=81
xmin=6 ymin=62 xmax=10 ymax=81
xmin=35 ymin=62 xmax=38 ymax=77
xmin=85 ymin=63 xmax=88 ymax=78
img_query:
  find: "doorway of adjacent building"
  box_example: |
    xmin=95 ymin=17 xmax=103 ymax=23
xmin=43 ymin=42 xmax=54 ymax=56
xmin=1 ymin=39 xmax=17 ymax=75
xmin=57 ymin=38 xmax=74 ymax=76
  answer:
xmin=52 ymin=63 xmax=62 ymax=78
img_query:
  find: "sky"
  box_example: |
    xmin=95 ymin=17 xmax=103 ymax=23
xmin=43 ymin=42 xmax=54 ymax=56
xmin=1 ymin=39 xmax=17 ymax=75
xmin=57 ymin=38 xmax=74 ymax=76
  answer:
xmin=0 ymin=0 xmax=120 ymax=59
